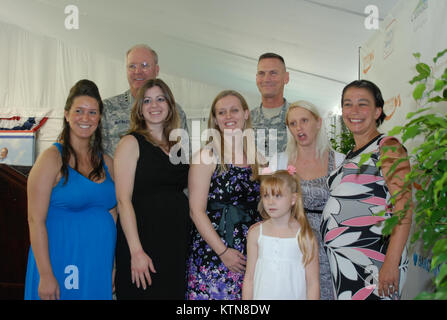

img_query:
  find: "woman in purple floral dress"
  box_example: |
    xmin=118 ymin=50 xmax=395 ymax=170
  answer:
xmin=186 ymin=90 xmax=262 ymax=300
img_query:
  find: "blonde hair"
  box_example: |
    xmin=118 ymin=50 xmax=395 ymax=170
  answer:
xmin=128 ymin=78 xmax=180 ymax=150
xmin=206 ymin=90 xmax=261 ymax=177
xmin=285 ymin=100 xmax=330 ymax=162
xmin=258 ymin=170 xmax=316 ymax=266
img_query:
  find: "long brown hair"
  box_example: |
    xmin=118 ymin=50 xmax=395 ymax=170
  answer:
xmin=58 ymin=79 xmax=104 ymax=184
xmin=128 ymin=78 xmax=180 ymax=150
xmin=206 ymin=90 xmax=261 ymax=177
xmin=258 ymin=170 xmax=316 ymax=265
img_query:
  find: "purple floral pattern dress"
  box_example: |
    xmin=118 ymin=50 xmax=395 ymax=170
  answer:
xmin=186 ymin=165 xmax=261 ymax=300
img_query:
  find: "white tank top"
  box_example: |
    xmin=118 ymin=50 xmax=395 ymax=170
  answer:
xmin=253 ymin=223 xmax=307 ymax=300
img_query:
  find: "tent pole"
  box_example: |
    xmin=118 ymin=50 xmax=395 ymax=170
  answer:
xmin=358 ymin=46 xmax=361 ymax=80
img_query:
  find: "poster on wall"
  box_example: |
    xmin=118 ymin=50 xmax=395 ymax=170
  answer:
xmin=383 ymin=19 xmax=397 ymax=60
xmin=0 ymin=117 xmax=48 ymax=166
xmin=411 ymin=0 xmax=429 ymax=32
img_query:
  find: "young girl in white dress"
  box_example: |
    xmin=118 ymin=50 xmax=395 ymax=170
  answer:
xmin=242 ymin=169 xmax=320 ymax=300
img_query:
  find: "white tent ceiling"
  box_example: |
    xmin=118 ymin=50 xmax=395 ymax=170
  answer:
xmin=0 ymin=0 xmax=399 ymax=117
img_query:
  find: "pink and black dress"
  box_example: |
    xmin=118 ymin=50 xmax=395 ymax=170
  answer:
xmin=321 ymin=134 xmax=408 ymax=300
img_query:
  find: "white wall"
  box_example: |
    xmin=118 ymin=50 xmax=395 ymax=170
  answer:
xmin=360 ymin=0 xmax=447 ymax=299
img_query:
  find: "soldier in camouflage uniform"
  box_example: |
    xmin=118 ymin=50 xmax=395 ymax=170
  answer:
xmin=102 ymin=44 xmax=189 ymax=157
xmin=251 ymin=53 xmax=290 ymax=157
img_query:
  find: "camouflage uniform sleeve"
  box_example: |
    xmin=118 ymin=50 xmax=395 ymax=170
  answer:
xmin=175 ymin=102 xmax=190 ymax=136
xmin=277 ymin=100 xmax=290 ymax=153
xmin=101 ymin=92 xmax=132 ymax=158
xmin=250 ymin=108 xmax=260 ymax=129
xmin=249 ymin=104 xmax=288 ymax=155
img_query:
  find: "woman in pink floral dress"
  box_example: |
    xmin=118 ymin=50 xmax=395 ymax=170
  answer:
xmin=321 ymin=80 xmax=412 ymax=300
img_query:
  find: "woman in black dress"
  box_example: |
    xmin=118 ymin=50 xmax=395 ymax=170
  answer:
xmin=114 ymin=79 xmax=190 ymax=299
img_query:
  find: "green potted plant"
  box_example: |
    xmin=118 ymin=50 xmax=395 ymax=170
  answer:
xmin=374 ymin=49 xmax=447 ymax=299
xmin=329 ymin=121 xmax=355 ymax=155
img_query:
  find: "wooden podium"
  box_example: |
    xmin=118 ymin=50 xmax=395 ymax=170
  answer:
xmin=0 ymin=164 xmax=31 ymax=300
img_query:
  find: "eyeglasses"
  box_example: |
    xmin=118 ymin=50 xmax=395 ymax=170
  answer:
xmin=127 ymin=62 xmax=154 ymax=72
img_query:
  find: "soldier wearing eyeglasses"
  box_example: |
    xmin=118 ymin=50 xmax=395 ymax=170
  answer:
xmin=102 ymin=44 xmax=189 ymax=157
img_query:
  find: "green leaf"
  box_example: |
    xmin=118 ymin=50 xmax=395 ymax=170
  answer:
xmin=405 ymin=107 xmax=431 ymax=119
xmin=374 ymin=209 xmax=386 ymax=217
xmin=435 ymin=264 xmax=447 ymax=287
xmin=434 ymin=79 xmax=446 ymax=91
xmin=415 ymin=291 xmax=436 ymax=300
xmin=376 ymin=155 xmax=388 ymax=168
xmin=426 ymin=116 xmax=447 ymax=128
xmin=438 ymin=159 xmax=447 ymax=172
xmin=416 ymin=63 xmax=431 ymax=76
xmin=433 ymin=48 xmax=447 ymax=63
xmin=384 ymin=157 xmax=410 ymax=178
xmin=358 ymin=152 xmax=372 ymax=167
xmin=434 ymin=171 xmax=447 ymax=203
xmin=435 ymin=290 xmax=447 ymax=300
xmin=388 ymin=126 xmax=403 ymax=136
xmin=382 ymin=216 xmax=399 ymax=236
xmin=410 ymin=62 xmax=431 ymax=85
xmin=380 ymin=146 xmax=397 ymax=155
xmin=428 ymin=96 xmax=447 ymax=103
xmin=422 ymin=225 xmax=438 ymax=248
xmin=413 ymin=52 xmax=421 ymax=59
xmin=429 ymin=147 xmax=447 ymax=162
xmin=411 ymin=230 xmax=421 ymax=243
xmin=413 ymin=83 xmax=426 ymax=100
xmin=402 ymin=125 xmax=421 ymax=141
xmin=409 ymin=73 xmax=429 ymax=85
xmin=432 ymin=252 xmax=447 ymax=270
xmin=433 ymin=239 xmax=447 ymax=255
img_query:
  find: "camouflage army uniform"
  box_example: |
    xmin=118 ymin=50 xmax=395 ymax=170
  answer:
xmin=102 ymin=89 xmax=189 ymax=157
xmin=250 ymin=98 xmax=289 ymax=156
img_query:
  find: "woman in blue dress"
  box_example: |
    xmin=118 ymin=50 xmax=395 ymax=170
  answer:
xmin=24 ymin=79 xmax=117 ymax=300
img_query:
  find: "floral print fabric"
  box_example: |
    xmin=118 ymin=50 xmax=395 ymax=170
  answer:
xmin=321 ymin=135 xmax=408 ymax=300
xmin=186 ymin=165 xmax=261 ymax=300
xmin=300 ymin=150 xmax=336 ymax=300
